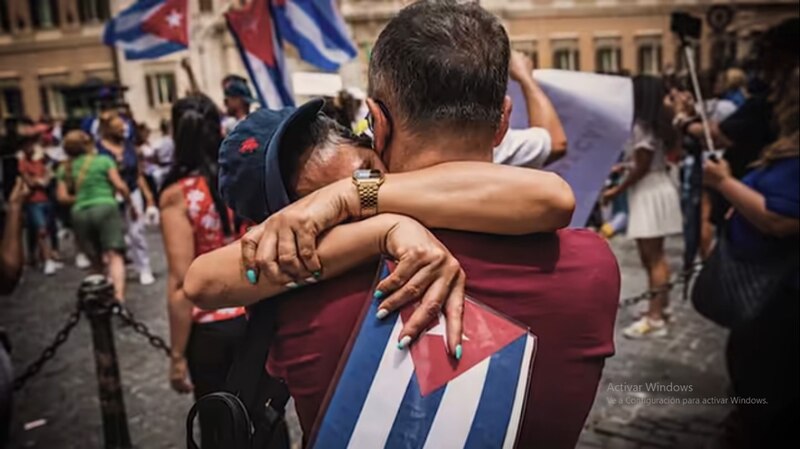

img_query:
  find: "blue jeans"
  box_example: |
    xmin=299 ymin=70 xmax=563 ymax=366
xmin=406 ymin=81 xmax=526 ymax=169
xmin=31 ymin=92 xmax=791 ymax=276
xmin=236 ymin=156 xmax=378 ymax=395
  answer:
xmin=24 ymin=202 xmax=52 ymax=233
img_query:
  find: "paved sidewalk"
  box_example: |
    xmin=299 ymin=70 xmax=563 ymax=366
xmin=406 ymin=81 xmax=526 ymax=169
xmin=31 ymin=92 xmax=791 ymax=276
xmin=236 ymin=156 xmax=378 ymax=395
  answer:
xmin=577 ymin=236 xmax=731 ymax=449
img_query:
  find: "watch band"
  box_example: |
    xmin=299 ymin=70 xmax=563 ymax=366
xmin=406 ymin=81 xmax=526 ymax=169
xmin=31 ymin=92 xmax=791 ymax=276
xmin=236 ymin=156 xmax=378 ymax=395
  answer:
xmin=356 ymin=180 xmax=382 ymax=218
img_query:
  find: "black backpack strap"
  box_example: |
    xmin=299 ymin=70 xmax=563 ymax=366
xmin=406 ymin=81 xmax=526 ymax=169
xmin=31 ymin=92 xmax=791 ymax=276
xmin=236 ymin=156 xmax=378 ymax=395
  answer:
xmin=224 ymin=299 xmax=290 ymax=443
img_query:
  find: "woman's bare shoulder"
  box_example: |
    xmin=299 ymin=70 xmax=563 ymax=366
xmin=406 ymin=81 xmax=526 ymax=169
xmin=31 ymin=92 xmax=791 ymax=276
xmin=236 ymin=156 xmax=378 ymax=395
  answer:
xmin=159 ymin=183 xmax=186 ymax=211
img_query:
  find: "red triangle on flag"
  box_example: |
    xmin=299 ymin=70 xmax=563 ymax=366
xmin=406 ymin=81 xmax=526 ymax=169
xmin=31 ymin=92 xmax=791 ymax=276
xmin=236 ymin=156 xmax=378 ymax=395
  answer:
xmin=400 ymin=297 xmax=527 ymax=397
xmin=225 ymin=0 xmax=277 ymax=66
xmin=141 ymin=0 xmax=188 ymax=46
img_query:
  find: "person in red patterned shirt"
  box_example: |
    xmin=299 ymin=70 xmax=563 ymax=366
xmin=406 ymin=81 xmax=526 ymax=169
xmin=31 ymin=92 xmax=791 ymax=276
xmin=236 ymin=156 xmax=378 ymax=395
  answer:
xmin=157 ymin=95 xmax=248 ymax=443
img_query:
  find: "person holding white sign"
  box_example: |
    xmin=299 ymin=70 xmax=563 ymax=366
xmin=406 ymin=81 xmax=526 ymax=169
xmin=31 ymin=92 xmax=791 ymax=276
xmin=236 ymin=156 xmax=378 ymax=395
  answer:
xmin=494 ymin=51 xmax=568 ymax=168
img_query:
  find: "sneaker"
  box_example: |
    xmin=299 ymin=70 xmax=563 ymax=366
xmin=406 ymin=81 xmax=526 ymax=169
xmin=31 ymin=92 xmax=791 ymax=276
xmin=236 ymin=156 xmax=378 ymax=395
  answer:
xmin=139 ymin=270 xmax=156 ymax=286
xmin=637 ymin=304 xmax=674 ymax=321
xmin=623 ymin=317 xmax=668 ymax=339
xmin=51 ymin=260 xmax=64 ymax=270
xmin=43 ymin=259 xmax=58 ymax=276
xmin=75 ymin=253 xmax=91 ymax=269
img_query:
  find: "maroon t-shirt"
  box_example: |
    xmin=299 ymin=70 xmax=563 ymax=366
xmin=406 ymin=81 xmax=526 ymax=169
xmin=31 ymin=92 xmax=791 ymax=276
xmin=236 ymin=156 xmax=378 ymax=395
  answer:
xmin=267 ymin=229 xmax=620 ymax=448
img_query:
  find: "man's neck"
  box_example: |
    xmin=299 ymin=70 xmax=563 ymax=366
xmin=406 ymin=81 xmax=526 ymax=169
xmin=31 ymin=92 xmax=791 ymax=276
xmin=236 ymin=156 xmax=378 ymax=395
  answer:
xmin=386 ymin=131 xmax=493 ymax=172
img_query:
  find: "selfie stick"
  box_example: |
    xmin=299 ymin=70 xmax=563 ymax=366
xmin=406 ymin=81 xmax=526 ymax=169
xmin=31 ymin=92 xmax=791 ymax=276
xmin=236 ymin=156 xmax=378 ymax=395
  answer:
xmin=678 ymin=36 xmax=717 ymax=153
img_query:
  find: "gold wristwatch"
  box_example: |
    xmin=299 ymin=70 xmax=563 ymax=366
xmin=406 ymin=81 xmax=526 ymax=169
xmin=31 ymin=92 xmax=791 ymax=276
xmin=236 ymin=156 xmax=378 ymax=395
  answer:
xmin=352 ymin=169 xmax=385 ymax=218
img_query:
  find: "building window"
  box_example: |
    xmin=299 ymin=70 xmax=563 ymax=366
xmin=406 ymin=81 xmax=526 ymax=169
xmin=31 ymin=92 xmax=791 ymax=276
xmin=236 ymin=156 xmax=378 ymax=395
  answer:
xmin=78 ymin=0 xmax=110 ymax=24
xmin=637 ymin=40 xmax=663 ymax=75
xmin=512 ymin=40 xmax=539 ymax=69
xmin=39 ymin=79 xmax=67 ymax=119
xmin=1 ymin=83 xmax=24 ymax=119
xmin=0 ymin=0 xmax=10 ymax=33
xmin=145 ymin=72 xmax=177 ymax=108
xmin=595 ymin=39 xmax=622 ymax=74
xmin=199 ymin=0 xmax=213 ymax=13
xmin=30 ymin=0 xmax=60 ymax=29
xmin=552 ymin=42 xmax=580 ymax=71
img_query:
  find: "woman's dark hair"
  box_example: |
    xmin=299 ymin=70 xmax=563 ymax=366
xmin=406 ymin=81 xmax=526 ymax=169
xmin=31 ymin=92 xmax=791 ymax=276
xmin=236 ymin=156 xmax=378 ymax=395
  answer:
xmin=161 ymin=94 xmax=232 ymax=236
xmin=279 ymin=112 xmax=372 ymax=200
xmin=632 ymin=75 xmax=676 ymax=148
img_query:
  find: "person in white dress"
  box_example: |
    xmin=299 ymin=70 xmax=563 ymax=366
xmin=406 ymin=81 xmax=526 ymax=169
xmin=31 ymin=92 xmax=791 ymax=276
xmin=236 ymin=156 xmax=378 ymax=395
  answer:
xmin=603 ymin=76 xmax=682 ymax=339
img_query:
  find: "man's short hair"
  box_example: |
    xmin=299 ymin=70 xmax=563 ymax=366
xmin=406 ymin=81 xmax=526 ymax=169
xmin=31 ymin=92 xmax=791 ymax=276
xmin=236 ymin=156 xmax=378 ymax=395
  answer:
xmin=368 ymin=0 xmax=510 ymax=132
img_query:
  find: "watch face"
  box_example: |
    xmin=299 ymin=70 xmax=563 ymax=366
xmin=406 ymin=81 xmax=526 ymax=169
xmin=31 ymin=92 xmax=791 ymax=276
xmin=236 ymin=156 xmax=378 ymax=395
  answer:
xmin=353 ymin=169 xmax=383 ymax=180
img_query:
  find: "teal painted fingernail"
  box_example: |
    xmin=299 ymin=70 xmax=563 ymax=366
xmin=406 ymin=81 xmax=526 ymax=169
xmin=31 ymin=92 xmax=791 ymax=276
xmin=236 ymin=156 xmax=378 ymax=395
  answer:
xmin=455 ymin=344 xmax=463 ymax=361
xmin=373 ymin=290 xmax=384 ymax=300
xmin=376 ymin=309 xmax=388 ymax=319
xmin=246 ymin=269 xmax=257 ymax=285
xmin=313 ymin=271 xmax=322 ymax=279
xmin=397 ymin=336 xmax=411 ymax=350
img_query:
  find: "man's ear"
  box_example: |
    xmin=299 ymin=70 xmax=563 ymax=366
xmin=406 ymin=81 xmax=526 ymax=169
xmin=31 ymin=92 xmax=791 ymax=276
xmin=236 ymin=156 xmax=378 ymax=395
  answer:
xmin=493 ymin=96 xmax=512 ymax=147
xmin=366 ymin=98 xmax=390 ymax=157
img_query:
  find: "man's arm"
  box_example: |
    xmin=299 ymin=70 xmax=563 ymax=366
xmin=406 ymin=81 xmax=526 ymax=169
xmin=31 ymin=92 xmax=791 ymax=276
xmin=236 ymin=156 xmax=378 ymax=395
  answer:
xmin=509 ymin=51 xmax=568 ymax=164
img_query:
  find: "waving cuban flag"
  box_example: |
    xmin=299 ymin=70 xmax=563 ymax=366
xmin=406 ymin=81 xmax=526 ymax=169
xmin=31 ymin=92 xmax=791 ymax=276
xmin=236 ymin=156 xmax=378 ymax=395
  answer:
xmin=103 ymin=0 xmax=188 ymax=60
xmin=226 ymin=0 xmax=294 ymax=109
xmin=272 ymin=0 xmax=357 ymax=72
xmin=310 ymin=262 xmax=537 ymax=449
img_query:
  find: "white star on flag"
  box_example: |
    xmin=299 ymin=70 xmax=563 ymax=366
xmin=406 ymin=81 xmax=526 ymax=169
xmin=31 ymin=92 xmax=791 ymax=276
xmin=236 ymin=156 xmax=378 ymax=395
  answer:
xmin=424 ymin=313 xmax=469 ymax=348
xmin=166 ymin=10 xmax=182 ymax=28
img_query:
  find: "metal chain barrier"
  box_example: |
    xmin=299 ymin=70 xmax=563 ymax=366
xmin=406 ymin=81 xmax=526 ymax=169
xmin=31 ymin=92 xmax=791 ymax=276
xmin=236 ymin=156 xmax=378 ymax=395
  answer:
xmin=12 ymin=300 xmax=83 ymax=391
xmin=11 ymin=293 xmax=173 ymax=392
xmin=618 ymin=262 xmax=704 ymax=309
xmin=111 ymin=304 xmax=172 ymax=357
xmin=11 ymin=262 xmax=704 ymax=392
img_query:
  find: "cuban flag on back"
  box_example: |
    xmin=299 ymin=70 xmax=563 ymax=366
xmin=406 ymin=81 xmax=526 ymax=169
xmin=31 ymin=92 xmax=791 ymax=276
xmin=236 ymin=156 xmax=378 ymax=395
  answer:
xmin=310 ymin=262 xmax=537 ymax=449
xmin=226 ymin=1 xmax=294 ymax=109
xmin=103 ymin=0 xmax=188 ymax=60
xmin=272 ymin=0 xmax=357 ymax=72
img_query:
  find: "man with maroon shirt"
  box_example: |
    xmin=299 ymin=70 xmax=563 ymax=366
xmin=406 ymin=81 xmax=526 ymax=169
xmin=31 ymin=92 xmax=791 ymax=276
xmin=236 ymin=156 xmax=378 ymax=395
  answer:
xmin=204 ymin=1 xmax=619 ymax=447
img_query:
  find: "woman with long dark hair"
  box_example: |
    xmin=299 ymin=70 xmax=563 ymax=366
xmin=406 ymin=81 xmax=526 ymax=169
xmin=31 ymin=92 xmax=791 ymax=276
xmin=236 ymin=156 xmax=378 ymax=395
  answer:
xmin=158 ymin=95 xmax=247 ymax=441
xmin=603 ymin=75 xmax=681 ymax=338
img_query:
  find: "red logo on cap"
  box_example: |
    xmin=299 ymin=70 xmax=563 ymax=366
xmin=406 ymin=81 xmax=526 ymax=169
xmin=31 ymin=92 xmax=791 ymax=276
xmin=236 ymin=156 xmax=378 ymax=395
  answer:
xmin=239 ymin=137 xmax=259 ymax=154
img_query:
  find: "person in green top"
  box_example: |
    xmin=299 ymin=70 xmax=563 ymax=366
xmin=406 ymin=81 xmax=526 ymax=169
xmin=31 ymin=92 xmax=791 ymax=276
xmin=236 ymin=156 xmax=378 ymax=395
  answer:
xmin=56 ymin=130 xmax=134 ymax=302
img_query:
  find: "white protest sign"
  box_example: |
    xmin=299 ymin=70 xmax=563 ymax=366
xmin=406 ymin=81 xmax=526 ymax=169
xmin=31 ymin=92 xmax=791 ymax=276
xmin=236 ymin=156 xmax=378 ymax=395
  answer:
xmin=508 ymin=69 xmax=633 ymax=227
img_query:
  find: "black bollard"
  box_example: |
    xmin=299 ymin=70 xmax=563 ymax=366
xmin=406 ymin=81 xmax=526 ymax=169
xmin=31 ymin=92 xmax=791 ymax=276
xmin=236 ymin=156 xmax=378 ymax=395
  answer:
xmin=79 ymin=275 xmax=132 ymax=449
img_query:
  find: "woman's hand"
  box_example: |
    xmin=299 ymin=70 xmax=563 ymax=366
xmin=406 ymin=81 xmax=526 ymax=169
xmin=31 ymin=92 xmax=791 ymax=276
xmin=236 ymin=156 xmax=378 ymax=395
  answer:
xmin=8 ymin=178 xmax=30 ymax=207
xmin=703 ymin=158 xmax=732 ymax=189
xmin=241 ymin=179 xmax=356 ymax=284
xmin=601 ymin=186 xmax=622 ymax=205
xmin=169 ymin=355 xmax=193 ymax=394
xmin=373 ymin=217 xmax=465 ymax=359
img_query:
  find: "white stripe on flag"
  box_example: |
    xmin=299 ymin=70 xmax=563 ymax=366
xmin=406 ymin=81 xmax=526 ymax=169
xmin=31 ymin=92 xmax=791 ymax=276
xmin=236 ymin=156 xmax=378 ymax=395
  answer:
xmin=347 ymin=318 xmax=414 ymax=449
xmin=115 ymin=4 xmax=163 ymax=36
xmin=246 ymin=52 xmax=286 ymax=109
xmin=117 ymin=33 xmax=169 ymax=52
xmin=285 ymin=2 xmax=353 ymax=64
xmin=502 ymin=334 xmax=535 ymax=449
xmin=422 ymin=358 xmax=491 ymax=449
xmin=271 ymin=16 xmax=293 ymax=104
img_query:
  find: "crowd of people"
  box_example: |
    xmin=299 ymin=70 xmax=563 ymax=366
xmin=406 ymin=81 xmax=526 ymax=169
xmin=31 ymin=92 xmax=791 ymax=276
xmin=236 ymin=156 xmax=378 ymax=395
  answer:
xmin=0 ymin=1 xmax=797 ymax=448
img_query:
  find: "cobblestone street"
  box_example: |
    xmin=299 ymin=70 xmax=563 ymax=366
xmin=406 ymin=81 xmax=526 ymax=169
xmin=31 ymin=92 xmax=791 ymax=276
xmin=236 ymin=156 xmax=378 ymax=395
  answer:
xmin=2 ymin=232 xmax=730 ymax=448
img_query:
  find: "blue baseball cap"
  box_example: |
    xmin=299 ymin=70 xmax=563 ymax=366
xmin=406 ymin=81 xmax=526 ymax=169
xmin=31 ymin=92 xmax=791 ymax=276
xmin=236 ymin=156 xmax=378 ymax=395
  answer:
xmin=218 ymin=99 xmax=325 ymax=222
